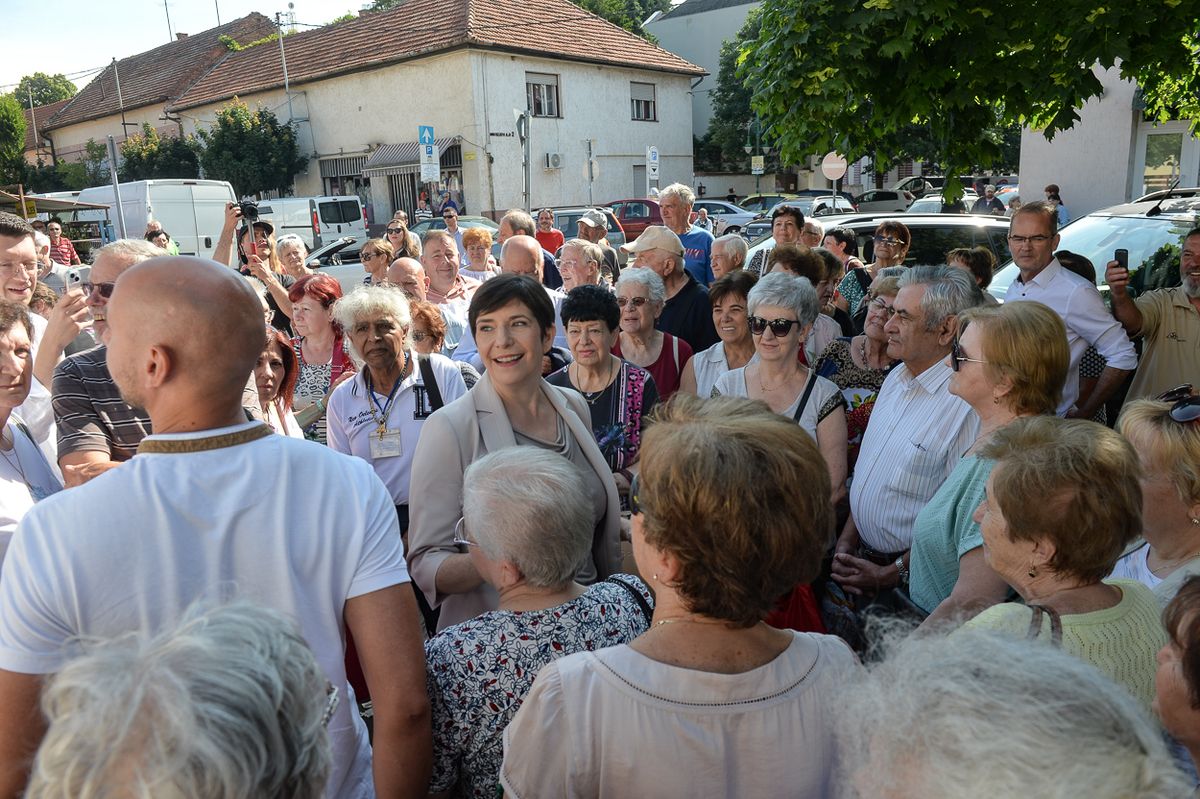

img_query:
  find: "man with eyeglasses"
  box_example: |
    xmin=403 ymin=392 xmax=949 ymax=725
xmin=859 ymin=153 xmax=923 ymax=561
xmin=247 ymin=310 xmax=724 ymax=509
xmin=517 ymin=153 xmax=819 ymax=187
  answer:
xmin=1005 ymin=201 xmax=1136 ymax=418
xmin=1104 ymin=227 xmax=1200 ymax=401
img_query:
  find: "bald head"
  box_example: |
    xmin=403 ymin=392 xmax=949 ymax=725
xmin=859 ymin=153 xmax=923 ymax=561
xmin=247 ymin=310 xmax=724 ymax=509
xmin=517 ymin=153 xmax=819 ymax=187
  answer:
xmin=500 ymin=235 xmax=543 ymax=279
xmin=387 ymin=257 xmax=428 ymax=302
xmin=105 ymin=257 xmax=264 ymax=416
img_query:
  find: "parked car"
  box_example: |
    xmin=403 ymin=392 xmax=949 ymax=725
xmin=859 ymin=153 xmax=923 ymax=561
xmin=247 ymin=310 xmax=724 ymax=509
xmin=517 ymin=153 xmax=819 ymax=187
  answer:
xmin=551 ymin=207 xmax=626 ymax=251
xmin=906 ymin=191 xmax=980 ymax=214
xmin=746 ymin=212 xmax=1012 ymax=271
xmin=1134 ymin=186 xmax=1200 ymax=203
xmin=854 ymin=189 xmax=912 ymax=213
xmin=692 ymin=199 xmax=757 ymax=236
xmin=409 ymin=215 xmax=500 ymax=237
xmin=606 ymin=198 xmax=663 ymax=239
xmin=307 ymin=237 xmax=366 ymax=295
xmin=988 ymin=197 xmax=1199 ymax=303
xmin=738 ymin=193 xmax=802 ymax=214
xmin=256 ymin=195 xmax=367 ymax=251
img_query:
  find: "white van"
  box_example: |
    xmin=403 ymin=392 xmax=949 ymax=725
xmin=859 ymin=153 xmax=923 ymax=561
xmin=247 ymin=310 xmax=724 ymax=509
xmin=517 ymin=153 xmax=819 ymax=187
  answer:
xmin=255 ymin=196 xmax=367 ymax=251
xmin=73 ymin=179 xmax=237 ymax=259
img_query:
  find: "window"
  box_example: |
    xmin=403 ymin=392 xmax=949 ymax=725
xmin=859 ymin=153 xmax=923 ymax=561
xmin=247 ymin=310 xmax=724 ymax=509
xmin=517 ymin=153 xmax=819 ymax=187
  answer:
xmin=631 ymin=82 xmax=656 ymax=121
xmin=526 ymin=73 xmax=560 ymax=118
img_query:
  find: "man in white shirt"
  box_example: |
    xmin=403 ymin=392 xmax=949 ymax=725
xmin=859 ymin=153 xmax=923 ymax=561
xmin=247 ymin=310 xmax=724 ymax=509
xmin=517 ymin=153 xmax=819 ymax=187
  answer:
xmin=0 ymin=256 xmax=431 ymax=799
xmin=833 ymin=266 xmax=983 ymax=597
xmin=389 ymin=255 xmax=466 ymax=356
xmin=1004 ymin=201 xmax=1137 ymax=417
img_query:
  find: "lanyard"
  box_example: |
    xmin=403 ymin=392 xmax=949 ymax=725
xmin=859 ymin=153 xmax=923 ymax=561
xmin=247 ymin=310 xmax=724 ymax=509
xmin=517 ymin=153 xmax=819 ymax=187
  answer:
xmin=363 ymin=352 xmax=410 ymax=430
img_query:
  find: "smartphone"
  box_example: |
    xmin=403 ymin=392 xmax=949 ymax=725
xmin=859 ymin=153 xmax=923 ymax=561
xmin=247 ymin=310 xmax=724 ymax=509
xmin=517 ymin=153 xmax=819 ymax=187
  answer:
xmin=1114 ymin=249 xmax=1129 ymax=270
xmin=65 ymin=266 xmax=91 ymax=288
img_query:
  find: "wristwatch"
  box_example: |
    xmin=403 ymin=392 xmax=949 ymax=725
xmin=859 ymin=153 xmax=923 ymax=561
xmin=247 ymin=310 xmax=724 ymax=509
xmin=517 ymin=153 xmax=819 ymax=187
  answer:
xmin=894 ymin=556 xmax=910 ymax=586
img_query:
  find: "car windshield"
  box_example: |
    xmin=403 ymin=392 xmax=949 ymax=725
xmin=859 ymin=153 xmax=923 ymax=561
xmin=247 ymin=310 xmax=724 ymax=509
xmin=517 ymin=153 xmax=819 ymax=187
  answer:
xmin=989 ymin=213 xmax=1191 ymax=300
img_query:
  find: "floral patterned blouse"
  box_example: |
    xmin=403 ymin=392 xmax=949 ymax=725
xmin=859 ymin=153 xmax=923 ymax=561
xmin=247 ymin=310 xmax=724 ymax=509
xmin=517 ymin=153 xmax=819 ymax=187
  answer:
xmin=424 ymin=576 xmax=653 ymax=798
xmin=546 ymin=360 xmax=658 ymax=472
xmin=815 ymin=337 xmax=896 ymax=472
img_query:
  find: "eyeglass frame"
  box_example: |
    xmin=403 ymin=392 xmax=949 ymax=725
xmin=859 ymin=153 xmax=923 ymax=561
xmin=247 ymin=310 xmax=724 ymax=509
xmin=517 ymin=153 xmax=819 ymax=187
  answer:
xmin=452 ymin=517 xmax=478 ymax=548
xmin=1156 ymin=384 xmax=1194 ymax=404
xmin=0 ymin=260 xmax=40 ymax=279
xmin=616 ymin=296 xmax=650 ymax=308
xmin=321 ymin=682 xmax=340 ymax=727
xmin=949 ymin=337 xmax=988 ymax=372
xmin=1007 ymin=234 xmax=1053 ymax=245
xmin=360 ymin=250 xmax=382 ymax=261
xmin=630 ymin=473 xmax=642 ymax=516
xmin=748 ymin=315 xmax=801 ymax=337
xmin=873 ymin=235 xmax=906 ymax=247
xmin=82 ymin=281 xmax=116 ymax=298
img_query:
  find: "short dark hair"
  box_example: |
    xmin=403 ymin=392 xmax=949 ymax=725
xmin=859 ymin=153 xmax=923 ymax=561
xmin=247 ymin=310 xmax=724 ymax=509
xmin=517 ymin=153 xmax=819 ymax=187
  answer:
xmin=1187 ymin=227 xmax=1200 ymax=243
xmin=0 ymin=212 xmax=35 ymax=243
xmin=770 ymin=244 xmax=825 ymax=284
xmin=947 ymin=246 xmax=997 ymax=288
xmin=469 ymin=274 xmax=555 ymax=336
xmin=709 ymin=269 xmax=758 ymax=307
xmin=771 ymin=204 xmax=804 ymax=229
xmin=812 ymin=247 xmax=843 ymax=281
xmin=560 ymin=284 xmax=619 ymax=332
xmin=1055 ymin=250 xmax=1096 ymax=283
xmin=1012 ymin=200 xmax=1059 ymax=236
xmin=874 ymin=219 xmax=911 ymax=246
xmin=0 ymin=300 xmax=33 ymax=340
xmin=1165 ymin=575 xmax=1200 ymax=708
xmin=824 ymin=226 xmax=859 ymax=258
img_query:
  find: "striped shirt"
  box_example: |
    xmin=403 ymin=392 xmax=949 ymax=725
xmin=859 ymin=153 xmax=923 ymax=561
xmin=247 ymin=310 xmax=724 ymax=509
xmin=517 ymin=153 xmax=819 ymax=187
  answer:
xmin=48 ymin=237 xmax=79 ymax=266
xmin=849 ymin=360 xmax=979 ymax=553
xmin=52 ymin=345 xmax=150 ymax=461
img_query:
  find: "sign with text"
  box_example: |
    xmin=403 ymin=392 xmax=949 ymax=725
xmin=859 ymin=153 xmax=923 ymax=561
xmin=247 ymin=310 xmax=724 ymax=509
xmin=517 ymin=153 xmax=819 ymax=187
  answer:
xmin=419 ymin=125 xmax=439 ymax=183
xmin=646 ymin=146 xmax=660 ymax=178
xmin=751 ymin=155 xmax=765 ymax=175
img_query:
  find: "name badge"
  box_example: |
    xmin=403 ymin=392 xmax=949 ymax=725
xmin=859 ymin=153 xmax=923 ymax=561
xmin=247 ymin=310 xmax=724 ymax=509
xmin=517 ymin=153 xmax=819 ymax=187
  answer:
xmin=370 ymin=428 xmax=403 ymax=459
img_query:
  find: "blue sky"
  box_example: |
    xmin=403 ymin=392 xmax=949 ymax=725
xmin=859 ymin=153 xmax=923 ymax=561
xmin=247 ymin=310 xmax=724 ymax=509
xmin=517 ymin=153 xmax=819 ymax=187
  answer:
xmin=1 ymin=0 xmax=357 ymax=96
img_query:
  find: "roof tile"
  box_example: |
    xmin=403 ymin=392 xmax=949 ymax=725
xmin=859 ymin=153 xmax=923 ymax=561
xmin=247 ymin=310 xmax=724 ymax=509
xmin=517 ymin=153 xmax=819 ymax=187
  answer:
xmin=22 ymin=99 xmax=72 ymax=152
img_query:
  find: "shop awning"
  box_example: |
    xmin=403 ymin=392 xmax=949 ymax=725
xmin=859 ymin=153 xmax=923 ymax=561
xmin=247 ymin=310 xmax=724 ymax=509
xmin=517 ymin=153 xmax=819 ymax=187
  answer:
xmin=0 ymin=190 xmax=111 ymax=215
xmin=363 ymin=137 xmax=461 ymax=177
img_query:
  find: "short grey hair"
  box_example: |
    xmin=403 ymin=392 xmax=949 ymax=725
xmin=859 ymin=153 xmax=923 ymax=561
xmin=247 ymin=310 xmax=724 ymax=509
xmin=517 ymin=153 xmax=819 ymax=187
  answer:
xmin=563 ymin=238 xmax=603 ymax=270
xmin=616 ymin=266 xmax=666 ymax=305
xmin=659 ymin=183 xmax=696 ymax=208
xmin=32 ymin=231 xmax=50 ymax=250
xmin=275 ymin=234 xmax=307 ymax=253
xmin=748 ymin=271 xmax=819 ymax=326
xmin=332 ymin=284 xmax=413 ymax=360
xmin=876 ymin=266 xmax=906 ymax=281
xmin=840 ymin=630 xmax=1190 ymax=798
xmin=91 ymin=238 xmax=165 ymax=266
xmin=897 ymin=264 xmax=983 ymax=331
xmin=713 ymin=234 xmax=748 ymax=267
xmin=802 ymin=218 xmax=825 ymax=237
xmin=27 ymin=601 xmax=332 ymax=799
xmin=500 ymin=209 xmax=536 ymax=236
xmin=462 ymin=448 xmax=592 ymax=588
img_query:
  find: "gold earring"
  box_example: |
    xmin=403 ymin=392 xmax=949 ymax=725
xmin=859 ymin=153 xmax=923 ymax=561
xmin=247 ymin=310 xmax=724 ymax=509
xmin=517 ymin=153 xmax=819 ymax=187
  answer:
xmin=1027 ymin=566 xmax=1037 ymax=578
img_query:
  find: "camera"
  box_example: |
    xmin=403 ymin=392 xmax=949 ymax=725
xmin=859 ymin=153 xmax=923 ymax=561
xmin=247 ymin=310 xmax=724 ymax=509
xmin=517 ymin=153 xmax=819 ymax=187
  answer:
xmin=238 ymin=200 xmax=259 ymax=224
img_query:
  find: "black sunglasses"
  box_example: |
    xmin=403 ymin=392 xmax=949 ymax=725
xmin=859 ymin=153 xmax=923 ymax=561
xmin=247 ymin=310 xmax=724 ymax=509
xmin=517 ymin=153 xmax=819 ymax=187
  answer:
xmin=949 ymin=338 xmax=987 ymax=372
xmin=630 ymin=473 xmax=641 ymax=516
xmin=1157 ymin=384 xmax=1194 ymax=404
xmin=82 ymin=281 xmax=116 ymax=298
xmin=386 ymin=227 xmax=404 ymax=234
xmin=748 ymin=316 xmax=800 ymax=337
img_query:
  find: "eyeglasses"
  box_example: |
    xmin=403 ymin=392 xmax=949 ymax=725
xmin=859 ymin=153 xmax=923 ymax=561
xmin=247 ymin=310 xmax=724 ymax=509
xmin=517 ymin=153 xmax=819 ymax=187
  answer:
xmin=1156 ymin=384 xmax=1193 ymax=404
xmin=452 ymin=517 xmax=478 ymax=547
xmin=873 ymin=235 xmax=905 ymax=247
xmin=82 ymin=281 xmax=116 ymax=298
xmin=748 ymin=316 xmax=800 ymax=336
xmin=950 ymin=338 xmax=988 ymax=372
xmin=442 ymin=214 xmax=455 ymax=220
xmin=411 ymin=331 xmax=431 ymax=342
xmin=1007 ymin=234 xmax=1052 ymax=245
xmin=360 ymin=251 xmax=380 ymax=261
xmin=1169 ymin=398 xmax=1200 ymax=423
xmin=868 ymin=296 xmax=896 ymax=317
xmin=616 ymin=296 xmax=649 ymax=308
xmin=386 ymin=227 xmax=404 ymax=234
xmin=0 ymin=261 xmax=40 ymax=278
xmin=630 ymin=473 xmax=641 ymax=516
xmin=321 ymin=682 xmax=340 ymax=727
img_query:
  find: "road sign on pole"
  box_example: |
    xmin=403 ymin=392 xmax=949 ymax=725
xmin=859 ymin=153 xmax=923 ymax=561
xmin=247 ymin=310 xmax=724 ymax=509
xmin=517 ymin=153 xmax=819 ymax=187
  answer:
xmin=820 ymin=152 xmax=848 ymax=181
xmin=418 ymin=125 xmax=435 ymax=145
xmin=419 ymin=125 xmax=439 ymax=183
xmin=646 ymin=146 xmax=660 ymax=178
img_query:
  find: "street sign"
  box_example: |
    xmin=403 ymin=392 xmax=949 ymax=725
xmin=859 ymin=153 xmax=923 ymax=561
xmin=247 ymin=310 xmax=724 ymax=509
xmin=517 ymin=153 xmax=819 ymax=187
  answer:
xmin=821 ymin=152 xmax=848 ymax=181
xmin=418 ymin=125 xmax=435 ymax=145
xmin=419 ymin=125 xmax=439 ymax=183
xmin=420 ymin=153 xmax=440 ymax=183
xmin=646 ymin=146 xmax=660 ymax=178
xmin=751 ymin=155 xmax=765 ymax=176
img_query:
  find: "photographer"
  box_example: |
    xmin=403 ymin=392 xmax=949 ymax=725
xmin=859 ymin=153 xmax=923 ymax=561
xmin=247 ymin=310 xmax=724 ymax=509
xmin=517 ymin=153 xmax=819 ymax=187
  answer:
xmin=214 ymin=202 xmax=294 ymax=332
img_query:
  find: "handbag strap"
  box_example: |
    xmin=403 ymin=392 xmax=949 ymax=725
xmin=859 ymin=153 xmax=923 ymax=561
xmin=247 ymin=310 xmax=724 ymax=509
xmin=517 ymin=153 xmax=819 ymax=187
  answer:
xmin=791 ymin=371 xmax=818 ymax=424
xmin=853 ymin=266 xmax=873 ymax=293
xmin=417 ymin=354 xmax=444 ymax=411
xmin=1025 ymin=604 xmax=1063 ymax=647
xmin=604 ymin=576 xmax=653 ymax=627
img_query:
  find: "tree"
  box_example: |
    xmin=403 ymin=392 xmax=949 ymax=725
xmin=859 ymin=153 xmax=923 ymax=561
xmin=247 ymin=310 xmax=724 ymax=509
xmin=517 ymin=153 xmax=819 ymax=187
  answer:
xmin=119 ymin=123 xmax=201 ymax=181
xmin=697 ymin=8 xmax=770 ymax=172
xmin=11 ymin=73 xmax=76 ymax=107
xmin=742 ymin=0 xmax=1200 ymax=199
xmin=197 ymin=99 xmax=307 ymax=197
xmin=0 ymin=95 xmax=26 ymax=185
xmin=367 ymin=0 xmax=669 ymax=39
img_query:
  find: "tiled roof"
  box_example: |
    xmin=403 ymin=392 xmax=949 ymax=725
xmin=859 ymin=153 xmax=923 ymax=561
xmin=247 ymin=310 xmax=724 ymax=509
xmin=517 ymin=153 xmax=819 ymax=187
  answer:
xmin=46 ymin=13 xmax=276 ymax=130
xmin=22 ymin=99 xmax=72 ymax=151
xmin=170 ymin=0 xmax=703 ymax=111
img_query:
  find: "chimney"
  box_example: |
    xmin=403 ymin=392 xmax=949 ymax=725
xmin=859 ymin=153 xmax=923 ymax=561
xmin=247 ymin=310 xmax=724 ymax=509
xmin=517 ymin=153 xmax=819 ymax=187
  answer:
xmin=176 ymin=32 xmax=189 ymax=40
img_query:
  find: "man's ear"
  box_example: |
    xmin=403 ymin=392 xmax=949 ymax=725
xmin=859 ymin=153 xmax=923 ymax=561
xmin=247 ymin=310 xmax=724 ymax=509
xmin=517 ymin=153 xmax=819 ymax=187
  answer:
xmin=145 ymin=344 xmax=175 ymax=389
xmin=935 ymin=314 xmax=959 ymax=348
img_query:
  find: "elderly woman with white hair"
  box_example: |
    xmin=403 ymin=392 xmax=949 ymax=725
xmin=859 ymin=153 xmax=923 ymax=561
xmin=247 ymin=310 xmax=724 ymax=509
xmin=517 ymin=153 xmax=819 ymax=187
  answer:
xmin=612 ymin=267 xmax=694 ymax=400
xmin=327 ymin=284 xmax=467 ymax=531
xmin=276 ymin=234 xmax=312 ymax=278
xmin=26 ymin=601 xmax=336 ymax=799
xmin=424 ymin=447 xmax=652 ymax=799
xmin=840 ymin=630 xmax=1192 ymax=799
xmin=711 ymin=233 xmax=748 ymax=279
xmin=712 ymin=272 xmax=848 ymax=503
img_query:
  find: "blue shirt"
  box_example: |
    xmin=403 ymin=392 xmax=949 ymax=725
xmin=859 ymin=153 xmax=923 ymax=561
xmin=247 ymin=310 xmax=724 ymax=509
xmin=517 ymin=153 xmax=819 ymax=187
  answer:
xmin=678 ymin=226 xmax=714 ymax=285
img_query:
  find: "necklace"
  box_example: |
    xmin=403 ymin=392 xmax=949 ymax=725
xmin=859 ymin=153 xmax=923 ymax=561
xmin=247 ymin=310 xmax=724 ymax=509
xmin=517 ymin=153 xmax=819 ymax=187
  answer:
xmin=758 ymin=364 xmax=801 ymax=392
xmin=653 ymin=615 xmax=729 ymax=627
xmin=1149 ymin=546 xmax=1200 ymax=577
xmin=572 ymin=358 xmax=616 ymax=405
xmin=0 ymin=430 xmax=27 ymax=483
xmin=858 ymin=335 xmax=868 ymax=366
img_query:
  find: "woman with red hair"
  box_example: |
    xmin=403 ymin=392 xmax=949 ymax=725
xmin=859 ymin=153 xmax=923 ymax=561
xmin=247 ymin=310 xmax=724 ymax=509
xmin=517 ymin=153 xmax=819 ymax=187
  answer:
xmin=288 ymin=274 xmax=355 ymax=444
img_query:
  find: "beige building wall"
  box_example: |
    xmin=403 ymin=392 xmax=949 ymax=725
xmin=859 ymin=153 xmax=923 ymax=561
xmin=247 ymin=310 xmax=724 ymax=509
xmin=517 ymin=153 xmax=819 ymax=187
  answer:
xmin=47 ymin=105 xmax=180 ymax=163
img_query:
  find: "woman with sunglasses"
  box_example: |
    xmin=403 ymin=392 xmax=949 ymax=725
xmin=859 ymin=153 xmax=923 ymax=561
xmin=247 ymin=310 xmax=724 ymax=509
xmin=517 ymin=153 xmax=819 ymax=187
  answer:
xmin=384 ymin=219 xmax=419 ymax=261
xmin=909 ymin=301 xmax=1070 ymax=628
xmin=611 ymin=267 xmax=693 ymax=401
xmin=359 ymin=238 xmax=394 ymax=286
xmin=835 ymin=220 xmax=911 ymax=319
xmin=1111 ymin=390 xmax=1200 ymax=604
xmin=500 ymin=395 xmax=857 ymax=796
xmin=712 ymin=272 xmax=847 ymax=504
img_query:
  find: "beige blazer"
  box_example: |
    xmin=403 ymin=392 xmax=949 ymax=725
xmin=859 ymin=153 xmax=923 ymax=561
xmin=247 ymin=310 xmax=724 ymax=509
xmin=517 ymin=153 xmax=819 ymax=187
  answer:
xmin=407 ymin=371 xmax=622 ymax=630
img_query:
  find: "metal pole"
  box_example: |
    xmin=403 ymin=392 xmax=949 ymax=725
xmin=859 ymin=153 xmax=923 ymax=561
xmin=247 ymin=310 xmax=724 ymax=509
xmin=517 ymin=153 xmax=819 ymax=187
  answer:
xmin=112 ymin=59 xmax=130 ymax=137
xmin=276 ymin=13 xmax=293 ymax=123
xmin=26 ymin=87 xmax=38 ymax=162
xmin=163 ymin=0 xmax=174 ymax=41
xmin=754 ymin=119 xmax=761 ymax=195
xmin=214 ymin=0 xmax=221 ymax=25
xmin=523 ymin=117 xmax=531 ymax=213
xmin=106 ymin=136 xmax=127 ymax=239
xmin=586 ymin=139 xmax=594 ymax=207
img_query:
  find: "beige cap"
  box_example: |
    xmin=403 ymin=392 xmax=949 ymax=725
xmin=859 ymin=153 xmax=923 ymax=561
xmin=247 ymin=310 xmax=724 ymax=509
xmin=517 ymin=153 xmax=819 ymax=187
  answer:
xmin=578 ymin=209 xmax=608 ymax=230
xmin=620 ymin=225 xmax=683 ymax=256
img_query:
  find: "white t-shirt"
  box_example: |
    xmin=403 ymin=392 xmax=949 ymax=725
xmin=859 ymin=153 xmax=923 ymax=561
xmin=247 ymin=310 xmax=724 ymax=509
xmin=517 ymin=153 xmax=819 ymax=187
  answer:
xmin=501 ymin=631 xmax=857 ymax=797
xmin=326 ymin=352 xmax=467 ymax=505
xmin=264 ymin=401 xmax=305 ymax=439
xmin=0 ymin=417 xmax=62 ymax=567
xmin=0 ymin=421 xmax=408 ymax=799
xmin=18 ymin=314 xmax=59 ymax=475
xmin=712 ymin=367 xmax=841 ymax=441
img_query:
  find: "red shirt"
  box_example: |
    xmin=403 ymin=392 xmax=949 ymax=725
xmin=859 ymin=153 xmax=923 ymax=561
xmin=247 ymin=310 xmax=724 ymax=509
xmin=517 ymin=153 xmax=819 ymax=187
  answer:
xmin=613 ymin=332 xmax=693 ymax=401
xmin=535 ymin=229 xmax=564 ymax=254
xmin=48 ymin=236 xmax=79 ymax=265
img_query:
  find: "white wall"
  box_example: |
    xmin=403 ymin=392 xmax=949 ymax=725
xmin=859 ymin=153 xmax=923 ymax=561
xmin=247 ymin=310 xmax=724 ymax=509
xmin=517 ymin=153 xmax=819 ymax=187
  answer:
xmin=1018 ymin=65 xmax=1139 ymax=219
xmin=48 ymin=105 xmax=180 ymax=162
xmin=644 ymin=1 xmax=758 ymax=137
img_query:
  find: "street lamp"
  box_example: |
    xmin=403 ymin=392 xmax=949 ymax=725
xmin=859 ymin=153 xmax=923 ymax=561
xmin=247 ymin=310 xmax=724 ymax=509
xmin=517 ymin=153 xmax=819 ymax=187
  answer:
xmin=744 ymin=117 xmax=765 ymax=194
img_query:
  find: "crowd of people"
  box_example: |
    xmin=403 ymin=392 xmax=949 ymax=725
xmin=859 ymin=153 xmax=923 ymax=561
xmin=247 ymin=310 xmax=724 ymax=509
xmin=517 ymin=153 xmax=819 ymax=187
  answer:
xmin=0 ymin=182 xmax=1195 ymax=798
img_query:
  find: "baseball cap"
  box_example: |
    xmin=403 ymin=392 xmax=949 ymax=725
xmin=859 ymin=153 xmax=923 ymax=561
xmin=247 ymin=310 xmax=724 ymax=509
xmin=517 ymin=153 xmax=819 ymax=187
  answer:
xmin=237 ymin=219 xmax=275 ymax=238
xmin=620 ymin=226 xmax=683 ymax=256
xmin=578 ymin=209 xmax=608 ymax=231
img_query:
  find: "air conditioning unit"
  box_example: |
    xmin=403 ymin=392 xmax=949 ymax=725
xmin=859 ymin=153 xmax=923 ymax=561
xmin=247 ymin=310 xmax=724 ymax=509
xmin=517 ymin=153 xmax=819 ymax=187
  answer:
xmin=545 ymin=152 xmax=563 ymax=169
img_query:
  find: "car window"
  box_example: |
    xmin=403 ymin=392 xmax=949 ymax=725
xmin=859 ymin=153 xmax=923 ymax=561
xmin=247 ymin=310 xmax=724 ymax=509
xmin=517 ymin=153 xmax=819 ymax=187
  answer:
xmin=610 ymin=202 xmax=625 ymax=215
xmin=624 ymin=202 xmax=651 ymax=219
xmin=318 ymin=200 xmax=362 ymax=225
xmin=604 ymin=212 xmax=621 ymax=232
xmin=985 ymin=228 xmax=1013 ymax=265
xmin=556 ymin=212 xmax=583 ymax=233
